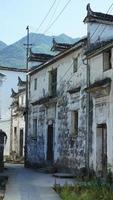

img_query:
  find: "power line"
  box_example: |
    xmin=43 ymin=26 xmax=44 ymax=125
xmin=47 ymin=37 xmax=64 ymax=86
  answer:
xmin=90 ymin=3 xmax=113 ymax=41
xmin=36 ymin=0 xmax=57 ymax=32
xmin=30 ymin=3 xmax=113 ymax=91
xmin=95 ymin=4 xmax=113 ymax=41
xmin=45 ymin=0 xmax=61 ymax=33
xmin=43 ymin=0 xmax=72 ymax=34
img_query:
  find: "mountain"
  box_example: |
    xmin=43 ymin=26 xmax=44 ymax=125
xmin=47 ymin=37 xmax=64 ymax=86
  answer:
xmin=0 ymin=41 xmax=7 ymax=51
xmin=0 ymin=33 xmax=79 ymax=69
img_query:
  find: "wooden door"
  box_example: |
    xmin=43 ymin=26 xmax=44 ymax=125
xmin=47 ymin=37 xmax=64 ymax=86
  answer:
xmin=97 ymin=124 xmax=107 ymax=176
xmin=47 ymin=124 xmax=54 ymax=163
xmin=20 ymin=129 xmax=23 ymax=157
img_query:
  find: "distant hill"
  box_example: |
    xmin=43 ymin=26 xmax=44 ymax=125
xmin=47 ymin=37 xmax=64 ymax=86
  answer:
xmin=0 ymin=33 xmax=79 ymax=69
xmin=0 ymin=41 xmax=7 ymax=51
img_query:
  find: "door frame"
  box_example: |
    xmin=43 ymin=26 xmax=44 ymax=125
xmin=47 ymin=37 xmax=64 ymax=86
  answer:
xmin=96 ymin=123 xmax=107 ymax=176
xmin=46 ymin=123 xmax=54 ymax=163
xmin=19 ymin=128 xmax=24 ymax=157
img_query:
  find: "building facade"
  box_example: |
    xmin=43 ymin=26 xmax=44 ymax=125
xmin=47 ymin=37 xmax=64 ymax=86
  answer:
xmin=25 ymin=4 xmax=113 ymax=175
xmin=0 ymin=66 xmax=26 ymax=157
xmin=84 ymin=4 xmax=113 ymax=174
xmin=26 ymin=38 xmax=88 ymax=172
xmin=10 ymin=77 xmax=26 ymax=160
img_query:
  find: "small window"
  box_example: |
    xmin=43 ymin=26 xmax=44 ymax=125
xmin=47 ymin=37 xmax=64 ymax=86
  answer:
xmin=71 ymin=111 xmax=78 ymax=135
xmin=103 ymin=50 xmax=111 ymax=71
xmin=33 ymin=118 xmax=37 ymax=137
xmin=14 ymin=127 xmax=17 ymax=135
xmin=34 ymin=78 xmax=37 ymax=90
xmin=21 ymin=95 xmax=24 ymax=105
xmin=14 ymin=127 xmax=17 ymax=150
xmin=49 ymin=69 xmax=57 ymax=97
xmin=73 ymin=57 xmax=78 ymax=73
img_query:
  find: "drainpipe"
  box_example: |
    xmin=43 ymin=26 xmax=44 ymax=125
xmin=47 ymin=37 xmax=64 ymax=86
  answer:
xmin=86 ymin=59 xmax=90 ymax=174
xmin=86 ymin=32 xmax=91 ymax=175
xmin=83 ymin=57 xmax=90 ymax=173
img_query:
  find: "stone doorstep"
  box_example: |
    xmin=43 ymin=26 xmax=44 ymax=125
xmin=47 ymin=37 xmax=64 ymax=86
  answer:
xmin=53 ymin=173 xmax=75 ymax=178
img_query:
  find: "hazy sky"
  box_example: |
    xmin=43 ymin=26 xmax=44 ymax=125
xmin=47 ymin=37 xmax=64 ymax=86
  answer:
xmin=1 ymin=0 xmax=113 ymax=44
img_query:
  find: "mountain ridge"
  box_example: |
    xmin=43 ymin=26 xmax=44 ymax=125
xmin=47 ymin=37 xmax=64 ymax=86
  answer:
xmin=0 ymin=33 xmax=79 ymax=68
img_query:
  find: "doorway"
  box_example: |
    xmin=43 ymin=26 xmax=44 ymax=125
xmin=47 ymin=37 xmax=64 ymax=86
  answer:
xmin=47 ymin=124 xmax=54 ymax=163
xmin=20 ymin=129 xmax=24 ymax=157
xmin=96 ymin=124 xmax=107 ymax=176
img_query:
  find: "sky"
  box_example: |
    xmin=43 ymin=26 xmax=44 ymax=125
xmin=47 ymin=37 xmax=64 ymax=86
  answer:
xmin=1 ymin=0 xmax=113 ymax=45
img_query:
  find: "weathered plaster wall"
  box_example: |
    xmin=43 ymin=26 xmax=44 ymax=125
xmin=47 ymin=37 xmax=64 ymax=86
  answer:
xmin=0 ymin=70 xmax=26 ymax=156
xmin=88 ymin=22 xmax=113 ymax=44
xmin=11 ymin=114 xmax=25 ymax=156
xmin=55 ymin=85 xmax=87 ymax=170
xmin=27 ymin=47 xmax=87 ymax=170
xmin=89 ymin=47 xmax=113 ymax=172
xmin=11 ymin=91 xmax=26 ymax=158
xmin=0 ymin=119 xmax=11 ymax=156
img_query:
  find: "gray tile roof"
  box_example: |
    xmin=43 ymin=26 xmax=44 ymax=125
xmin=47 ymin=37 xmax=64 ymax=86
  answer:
xmin=84 ymin=4 xmax=113 ymax=23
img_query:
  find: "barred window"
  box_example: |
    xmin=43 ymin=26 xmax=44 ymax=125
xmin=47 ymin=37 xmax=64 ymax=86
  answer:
xmin=103 ymin=50 xmax=112 ymax=71
xmin=71 ymin=111 xmax=78 ymax=135
xmin=73 ymin=57 xmax=78 ymax=73
xmin=49 ymin=69 xmax=57 ymax=97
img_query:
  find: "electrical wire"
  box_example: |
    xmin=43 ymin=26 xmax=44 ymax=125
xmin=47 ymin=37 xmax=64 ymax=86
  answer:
xmin=30 ymin=3 xmax=113 ymax=93
xmin=95 ymin=4 xmax=113 ymax=42
xmin=45 ymin=0 xmax=61 ymax=33
xmin=35 ymin=0 xmax=57 ymax=32
xmin=89 ymin=3 xmax=113 ymax=41
xmin=43 ymin=0 xmax=72 ymax=34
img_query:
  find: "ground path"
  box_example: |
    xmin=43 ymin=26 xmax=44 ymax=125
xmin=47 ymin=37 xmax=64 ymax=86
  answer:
xmin=2 ymin=164 xmax=73 ymax=200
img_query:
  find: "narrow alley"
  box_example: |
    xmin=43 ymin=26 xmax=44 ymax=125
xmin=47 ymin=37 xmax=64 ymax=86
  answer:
xmin=2 ymin=164 xmax=73 ymax=200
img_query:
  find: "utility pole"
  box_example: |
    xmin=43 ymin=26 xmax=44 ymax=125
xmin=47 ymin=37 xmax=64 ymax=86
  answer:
xmin=24 ymin=26 xmax=32 ymax=167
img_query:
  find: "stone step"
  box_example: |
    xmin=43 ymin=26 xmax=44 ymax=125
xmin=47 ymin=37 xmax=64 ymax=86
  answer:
xmin=53 ymin=173 xmax=75 ymax=178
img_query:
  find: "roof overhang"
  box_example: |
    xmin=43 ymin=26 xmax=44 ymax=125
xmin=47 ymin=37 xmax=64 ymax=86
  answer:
xmin=31 ymin=96 xmax=57 ymax=106
xmin=67 ymin=87 xmax=81 ymax=94
xmin=28 ymin=37 xmax=87 ymax=76
xmin=85 ymin=40 xmax=113 ymax=58
xmin=85 ymin=78 xmax=111 ymax=98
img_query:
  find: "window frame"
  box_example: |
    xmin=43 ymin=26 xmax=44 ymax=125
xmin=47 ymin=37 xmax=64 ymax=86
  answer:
xmin=73 ymin=57 xmax=78 ymax=73
xmin=33 ymin=118 xmax=37 ymax=138
xmin=71 ymin=110 xmax=78 ymax=136
xmin=103 ymin=49 xmax=112 ymax=71
xmin=49 ymin=68 xmax=57 ymax=97
xmin=34 ymin=78 xmax=37 ymax=90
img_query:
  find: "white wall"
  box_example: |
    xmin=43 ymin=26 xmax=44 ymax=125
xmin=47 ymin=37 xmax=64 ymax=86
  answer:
xmin=88 ymin=22 xmax=113 ymax=44
xmin=0 ymin=69 xmax=26 ymax=156
xmin=89 ymin=48 xmax=113 ymax=171
xmin=28 ymin=46 xmax=87 ymax=168
xmin=0 ymin=119 xmax=11 ymax=156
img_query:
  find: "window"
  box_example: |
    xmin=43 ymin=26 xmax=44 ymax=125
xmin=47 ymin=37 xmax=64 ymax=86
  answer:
xmin=14 ymin=127 xmax=17 ymax=135
xmin=21 ymin=95 xmax=24 ymax=105
xmin=71 ymin=111 xmax=78 ymax=135
xmin=49 ymin=69 xmax=57 ymax=97
xmin=33 ymin=118 xmax=37 ymax=137
xmin=14 ymin=127 xmax=17 ymax=150
xmin=34 ymin=78 xmax=37 ymax=90
xmin=73 ymin=57 xmax=78 ymax=73
xmin=103 ymin=50 xmax=112 ymax=71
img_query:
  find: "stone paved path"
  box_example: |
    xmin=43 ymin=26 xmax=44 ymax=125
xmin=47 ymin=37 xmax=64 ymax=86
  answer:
xmin=2 ymin=164 xmax=74 ymax=200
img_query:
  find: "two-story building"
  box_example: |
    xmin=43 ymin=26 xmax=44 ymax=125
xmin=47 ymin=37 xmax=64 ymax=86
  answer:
xmin=25 ymin=4 xmax=113 ymax=175
xmin=26 ymin=37 xmax=88 ymax=172
xmin=10 ymin=77 xmax=26 ymax=160
xmin=84 ymin=4 xmax=113 ymax=175
xmin=0 ymin=66 xmax=26 ymax=158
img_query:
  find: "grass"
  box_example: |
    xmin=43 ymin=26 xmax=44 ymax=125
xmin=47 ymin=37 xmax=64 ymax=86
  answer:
xmin=55 ymin=182 xmax=113 ymax=200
